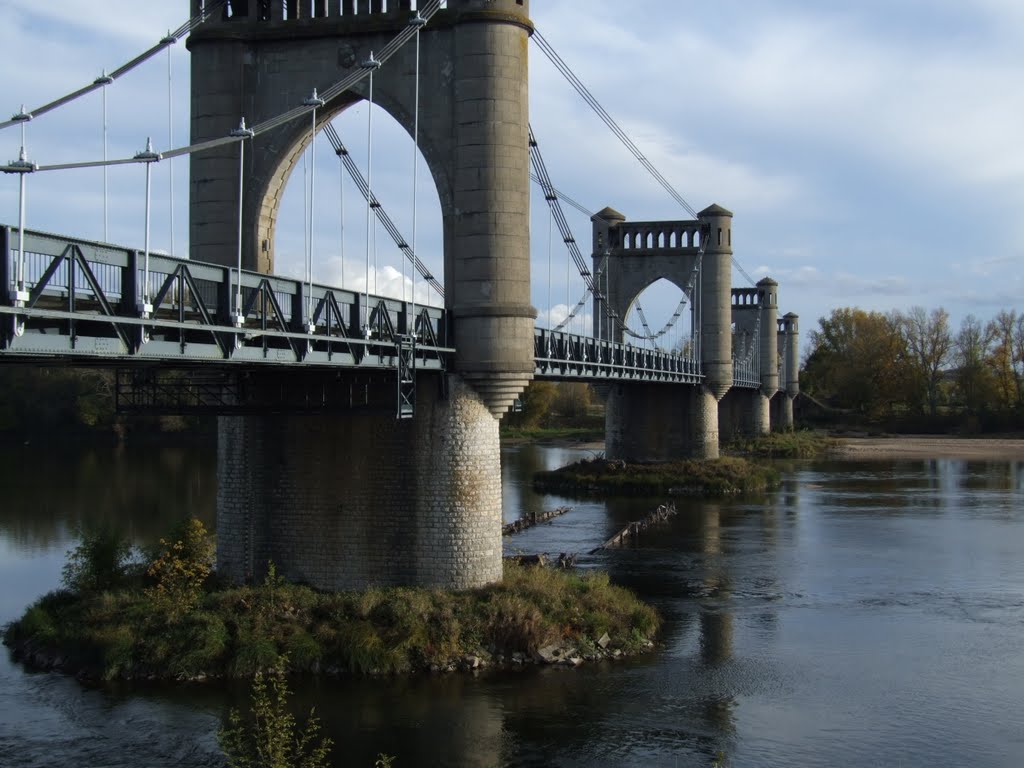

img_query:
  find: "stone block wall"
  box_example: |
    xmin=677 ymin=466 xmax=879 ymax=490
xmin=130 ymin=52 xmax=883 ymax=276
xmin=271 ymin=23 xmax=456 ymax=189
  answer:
xmin=604 ymin=381 xmax=719 ymax=461
xmin=216 ymin=373 xmax=501 ymax=590
xmin=718 ymin=388 xmax=770 ymax=440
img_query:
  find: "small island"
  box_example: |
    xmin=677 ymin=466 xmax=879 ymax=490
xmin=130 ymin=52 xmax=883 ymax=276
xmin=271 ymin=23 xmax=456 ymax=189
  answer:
xmin=3 ymin=520 xmax=659 ymax=683
xmin=534 ymin=455 xmax=781 ymax=497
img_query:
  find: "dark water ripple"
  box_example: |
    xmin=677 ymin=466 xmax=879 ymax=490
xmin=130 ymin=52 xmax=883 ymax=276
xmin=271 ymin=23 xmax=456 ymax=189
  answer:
xmin=1 ymin=447 xmax=1023 ymax=766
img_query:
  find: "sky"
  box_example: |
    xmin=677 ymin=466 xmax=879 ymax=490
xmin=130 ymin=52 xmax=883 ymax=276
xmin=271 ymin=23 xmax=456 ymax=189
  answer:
xmin=1 ymin=0 xmax=1022 ymax=358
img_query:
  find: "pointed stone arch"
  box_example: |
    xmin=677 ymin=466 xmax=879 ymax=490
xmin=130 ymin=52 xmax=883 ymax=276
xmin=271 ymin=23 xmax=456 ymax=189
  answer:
xmin=188 ymin=1 xmax=537 ymax=413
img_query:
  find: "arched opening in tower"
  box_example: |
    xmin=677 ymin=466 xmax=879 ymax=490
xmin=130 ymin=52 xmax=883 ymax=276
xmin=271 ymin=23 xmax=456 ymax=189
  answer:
xmin=271 ymin=101 xmax=444 ymax=308
xmin=624 ymin=277 xmax=694 ymax=354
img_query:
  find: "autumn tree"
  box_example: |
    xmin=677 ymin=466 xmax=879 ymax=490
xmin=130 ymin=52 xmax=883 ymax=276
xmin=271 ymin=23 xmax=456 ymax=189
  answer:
xmin=553 ymin=382 xmax=593 ymax=420
xmin=803 ymin=307 xmax=914 ymax=418
xmin=898 ymin=306 xmax=953 ymax=416
xmin=985 ymin=310 xmax=1024 ymax=409
xmin=952 ymin=315 xmax=997 ymax=414
xmin=504 ymin=380 xmax=557 ymax=430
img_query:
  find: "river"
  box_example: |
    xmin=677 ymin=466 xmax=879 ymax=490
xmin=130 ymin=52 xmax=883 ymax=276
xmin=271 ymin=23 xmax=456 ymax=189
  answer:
xmin=1 ymin=442 xmax=1022 ymax=767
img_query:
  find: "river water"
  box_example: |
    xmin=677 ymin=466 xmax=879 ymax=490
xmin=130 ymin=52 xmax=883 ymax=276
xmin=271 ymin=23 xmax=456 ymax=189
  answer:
xmin=1 ymin=442 xmax=1023 ymax=767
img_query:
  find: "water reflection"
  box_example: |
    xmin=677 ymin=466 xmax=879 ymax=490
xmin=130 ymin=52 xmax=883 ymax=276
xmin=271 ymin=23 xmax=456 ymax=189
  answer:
xmin=0 ymin=443 xmax=216 ymax=550
xmin=2 ymin=446 xmax=1024 ymax=766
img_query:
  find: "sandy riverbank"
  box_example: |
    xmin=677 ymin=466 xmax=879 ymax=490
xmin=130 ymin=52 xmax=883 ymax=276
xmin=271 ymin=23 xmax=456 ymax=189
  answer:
xmin=828 ymin=436 xmax=1024 ymax=460
xmin=509 ymin=435 xmax=1024 ymax=460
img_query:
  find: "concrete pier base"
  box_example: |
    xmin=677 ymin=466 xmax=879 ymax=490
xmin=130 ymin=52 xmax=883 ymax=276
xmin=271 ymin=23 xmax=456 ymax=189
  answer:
xmin=719 ymin=389 xmax=771 ymax=440
xmin=216 ymin=374 xmax=502 ymax=591
xmin=753 ymin=391 xmax=771 ymax=435
xmin=604 ymin=382 xmax=720 ymax=461
xmin=772 ymin=393 xmax=795 ymax=432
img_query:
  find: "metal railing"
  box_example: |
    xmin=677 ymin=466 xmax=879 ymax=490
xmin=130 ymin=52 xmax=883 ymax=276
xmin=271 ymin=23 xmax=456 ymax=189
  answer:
xmin=2 ymin=227 xmax=776 ymax=393
xmin=0 ymin=226 xmax=449 ymax=371
xmin=534 ymin=328 xmax=702 ymax=384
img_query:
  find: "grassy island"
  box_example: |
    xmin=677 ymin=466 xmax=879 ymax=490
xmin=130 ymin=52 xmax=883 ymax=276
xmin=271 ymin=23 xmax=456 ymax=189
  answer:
xmin=534 ymin=456 xmax=780 ymax=498
xmin=3 ymin=522 xmax=659 ymax=683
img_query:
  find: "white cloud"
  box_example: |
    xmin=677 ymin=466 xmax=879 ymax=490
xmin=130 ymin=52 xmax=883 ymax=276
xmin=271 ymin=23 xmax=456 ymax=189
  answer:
xmin=1 ymin=0 xmax=1022 ymax=347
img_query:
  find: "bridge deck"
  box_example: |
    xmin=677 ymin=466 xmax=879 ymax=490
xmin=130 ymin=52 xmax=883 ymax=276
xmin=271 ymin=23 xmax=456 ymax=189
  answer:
xmin=1 ymin=227 xmax=761 ymax=390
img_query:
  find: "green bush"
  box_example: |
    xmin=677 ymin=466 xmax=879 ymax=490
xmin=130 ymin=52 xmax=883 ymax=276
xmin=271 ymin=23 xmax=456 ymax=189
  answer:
xmin=145 ymin=518 xmax=214 ymax=620
xmin=61 ymin=525 xmax=134 ymax=594
xmin=218 ymin=656 xmax=333 ymax=768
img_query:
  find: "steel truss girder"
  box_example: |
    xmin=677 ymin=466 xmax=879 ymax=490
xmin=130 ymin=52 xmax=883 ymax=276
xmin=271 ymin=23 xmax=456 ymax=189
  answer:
xmin=0 ymin=227 xmax=451 ymax=374
xmin=114 ymin=366 xmax=435 ymax=415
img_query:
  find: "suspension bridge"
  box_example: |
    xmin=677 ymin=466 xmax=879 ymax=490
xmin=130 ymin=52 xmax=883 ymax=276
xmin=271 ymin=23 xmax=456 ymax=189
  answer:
xmin=1 ymin=0 xmax=799 ymax=591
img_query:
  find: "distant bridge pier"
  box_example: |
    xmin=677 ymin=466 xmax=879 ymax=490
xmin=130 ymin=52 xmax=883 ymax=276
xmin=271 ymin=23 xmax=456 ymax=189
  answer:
xmin=772 ymin=313 xmax=800 ymax=431
xmin=591 ymin=204 xmax=734 ymax=461
xmin=604 ymin=382 xmax=718 ymax=462
xmin=721 ymin=277 xmax=779 ymax=438
xmin=216 ymin=373 xmax=502 ymax=590
xmin=718 ymin=389 xmax=770 ymax=441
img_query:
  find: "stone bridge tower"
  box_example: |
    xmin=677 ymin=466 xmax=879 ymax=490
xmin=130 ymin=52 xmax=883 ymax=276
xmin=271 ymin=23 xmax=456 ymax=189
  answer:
xmin=187 ymin=0 xmax=535 ymax=591
xmin=590 ymin=204 xmax=733 ymax=460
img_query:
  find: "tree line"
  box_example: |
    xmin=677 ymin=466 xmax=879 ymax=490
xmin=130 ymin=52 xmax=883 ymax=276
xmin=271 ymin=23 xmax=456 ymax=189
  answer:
xmin=802 ymin=306 xmax=1024 ymax=430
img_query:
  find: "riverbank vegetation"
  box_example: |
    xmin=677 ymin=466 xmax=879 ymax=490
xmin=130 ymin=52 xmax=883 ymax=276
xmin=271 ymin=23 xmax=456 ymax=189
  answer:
xmin=725 ymin=430 xmax=835 ymax=459
xmin=0 ymin=366 xmax=213 ymax=443
xmin=4 ymin=521 xmax=659 ymax=683
xmin=802 ymin=306 xmax=1024 ymax=433
xmin=534 ymin=456 xmax=779 ymax=498
xmin=500 ymin=381 xmax=604 ymax=441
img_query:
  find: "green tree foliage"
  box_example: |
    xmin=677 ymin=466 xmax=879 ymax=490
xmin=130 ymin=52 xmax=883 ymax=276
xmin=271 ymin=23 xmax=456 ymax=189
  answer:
xmin=61 ymin=524 xmax=134 ymax=594
xmin=803 ymin=307 xmax=914 ymax=418
xmin=0 ymin=367 xmax=115 ymax=435
xmin=145 ymin=518 xmax=214 ymax=620
xmin=953 ymin=315 xmax=998 ymax=413
xmin=986 ymin=310 xmax=1024 ymax=409
xmin=552 ymin=382 xmax=593 ymax=420
xmin=504 ymin=380 xmax=557 ymax=429
xmin=804 ymin=305 xmax=1024 ymax=428
xmin=898 ymin=306 xmax=953 ymax=416
xmin=218 ymin=655 xmax=333 ymax=768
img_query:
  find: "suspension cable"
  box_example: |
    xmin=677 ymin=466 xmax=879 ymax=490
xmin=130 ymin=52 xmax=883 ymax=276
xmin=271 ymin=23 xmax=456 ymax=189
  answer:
xmin=229 ymin=118 xmax=254 ymax=325
xmin=529 ymin=172 xmax=592 ymax=218
xmin=546 ymin=207 xmax=553 ymax=330
xmin=531 ymin=122 xmax=699 ymax=343
xmin=322 ymin=123 xmax=443 ymax=299
xmin=362 ymin=53 xmax=381 ymax=335
xmin=0 ymin=2 xmax=226 ymax=132
xmin=531 ymin=29 xmax=698 ymax=219
xmin=533 ymin=27 xmax=759 ymax=287
xmin=410 ymin=11 xmax=426 ymax=328
xmin=528 ymin=126 xmax=598 ymax=298
xmin=10 ymin=1 xmax=445 ymax=173
xmin=339 ymin=131 xmax=346 ymax=280
xmin=135 ymin=138 xmax=160 ymax=315
xmin=304 ymin=89 xmax=325 ymax=331
xmin=97 ymin=72 xmax=112 ymax=241
xmin=166 ymin=31 xmax=176 ymax=256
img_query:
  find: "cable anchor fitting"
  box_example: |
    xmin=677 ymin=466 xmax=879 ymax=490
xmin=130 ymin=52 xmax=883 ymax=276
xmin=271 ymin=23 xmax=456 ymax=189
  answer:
xmin=303 ymin=89 xmax=326 ymax=109
xmin=133 ymin=137 xmax=162 ymax=164
xmin=229 ymin=117 xmax=255 ymax=139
